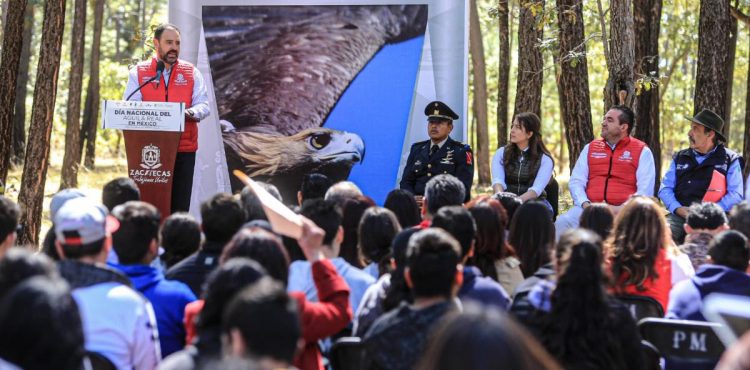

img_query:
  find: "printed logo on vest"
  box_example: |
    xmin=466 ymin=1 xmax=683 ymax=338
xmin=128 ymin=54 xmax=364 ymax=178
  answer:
xmin=618 ymin=150 xmax=633 ymax=161
xmin=714 ymin=164 xmax=727 ymax=172
xmin=174 ymin=73 xmax=188 ymax=86
xmin=140 ymin=144 xmax=162 ymax=169
xmin=676 ymin=163 xmax=690 ymax=170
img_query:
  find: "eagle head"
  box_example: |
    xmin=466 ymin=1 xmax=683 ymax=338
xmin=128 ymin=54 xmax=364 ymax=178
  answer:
xmin=224 ymin=127 xmax=365 ymax=202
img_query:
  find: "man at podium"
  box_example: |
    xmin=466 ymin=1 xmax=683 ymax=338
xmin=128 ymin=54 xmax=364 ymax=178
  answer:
xmin=123 ymin=23 xmax=210 ymax=213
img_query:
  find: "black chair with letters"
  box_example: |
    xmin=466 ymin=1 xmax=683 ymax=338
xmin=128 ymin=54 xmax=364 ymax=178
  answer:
xmin=330 ymin=337 xmax=365 ymax=370
xmin=616 ymin=294 xmax=664 ymax=321
xmin=638 ymin=318 xmax=725 ymax=370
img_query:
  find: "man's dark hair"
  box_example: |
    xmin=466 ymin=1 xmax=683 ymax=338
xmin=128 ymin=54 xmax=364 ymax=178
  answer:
xmin=300 ymin=199 xmax=341 ymax=246
xmin=686 ymin=202 xmax=728 ymax=230
xmin=154 ymin=23 xmax=181 ymax=40
xmin=0 ymin=277 xmax=85 ymax=370
xmin=160 ymin=213 xmax=201 ymax=269
xmin=112 ymin=201 xmax=161 ymax=265
xmin=198 ymin=258 xmax=267 ymax=334
xmin=729 ymin=201 xmax=750 ymax=240
xmin=201 ymin=193 xmax=245 ymax=244
xmin=709 ymin=230 xmax=749 ymax=271
xmin=702 ymin=126 xmax=721 ymax=145
xmin=406 ymin=228 xmax=461 ymax=299
xmin=0 ymin=195 xmax=19 ymax=242
xmin=424 ymin=174 xmax=465 ymax=216
xmin=491 ymin=192 xmax=522 ymax=228
xmin=240 ymin=182 xmax=282 ymax=222
xmin=0 ymin=247 xmax=58 ymax=299
xmin=610 ymin=104 xmax=635 ymax=135
xmin=60 ymin=238 xmax=106 ymax=260
xmin=102 ymin=177 xmax=140 ymax=211
xmin=430 ymin=206 xmax=476 ymax=259
xmin=220 ymin=228 xmax=290 ymax=285
xmin=300 ymin=173 xmax=332 ymax=202
xmin=223 ymin=278 xmax=300 ymax=364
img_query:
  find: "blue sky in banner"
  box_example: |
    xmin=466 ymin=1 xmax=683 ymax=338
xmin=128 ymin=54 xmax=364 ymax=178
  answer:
xmin=324 ymin=35 xmax=425 ymax=205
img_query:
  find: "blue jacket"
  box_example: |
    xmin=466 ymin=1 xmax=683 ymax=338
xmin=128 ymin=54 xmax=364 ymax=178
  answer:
xmin=458 ymin=266 xmax=510 ymax=310
xmin=667 ymin=264 xmax=750 ymax=321
xmin=112 ymin=263 xmax=197 ymax=357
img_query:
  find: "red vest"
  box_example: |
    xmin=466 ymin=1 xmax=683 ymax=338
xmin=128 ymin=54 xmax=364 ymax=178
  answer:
xmin=585 ymin=136 xmax=646 ymax=205
xmin=137 ymin=58 xmax=197 ymax=152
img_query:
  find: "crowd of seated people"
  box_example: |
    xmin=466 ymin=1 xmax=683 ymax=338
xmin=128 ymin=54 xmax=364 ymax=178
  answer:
xmin=2 ymin=167 xmax=750 ymax=370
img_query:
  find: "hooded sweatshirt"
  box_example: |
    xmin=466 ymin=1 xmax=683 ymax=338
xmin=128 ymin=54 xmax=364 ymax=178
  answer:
xmin=667 ymin=264 xmax=750 ymax=321
xmin=113 ymin=263 xmax=197 ymax=357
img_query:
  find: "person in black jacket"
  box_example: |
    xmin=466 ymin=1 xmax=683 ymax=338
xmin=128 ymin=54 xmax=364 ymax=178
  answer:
xmin=400 ymin=101 xmax=474 ymax=204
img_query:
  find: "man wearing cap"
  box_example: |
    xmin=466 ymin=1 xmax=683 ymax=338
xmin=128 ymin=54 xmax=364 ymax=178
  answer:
xmin=54 ymin=197 xmax=160 ymax=369
xmin=659 ymin=109 xmax=745 ymax=244
xmin=400 ymin=101 xmax=474 ymax=203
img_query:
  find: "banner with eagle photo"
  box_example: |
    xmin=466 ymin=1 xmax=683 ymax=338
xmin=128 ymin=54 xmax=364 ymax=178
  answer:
xmin=170 ymin=0 xmax=468 ymax=212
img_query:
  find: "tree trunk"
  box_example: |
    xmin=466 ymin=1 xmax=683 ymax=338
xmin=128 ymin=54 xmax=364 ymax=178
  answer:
xmin=59 ymin=0 xmax=86 ymax=190
xmin=496 ymin=0 xmax=510 ymax=147
xmin=11 ymin=3 xmax=33 ymax=166
xmin=0 ymin=0 xmax=29 ymax=185
xmin=470 ymin=0 xmax=490 ymax=186
xmin=744 ymin=33 xmax=750 ymax=180
xmin=604 ymin=0 xmax=636 ymax=109
xmin=723 ymin=0 xmax=738 ymax=138
xmin=694 ymin=0 xmax=731 ymax=120
xmin=555 ymin=0 xmax=594 ymax=171
xmin=633 ymin=0 xmax=662 ymax=191
xmin=81 ymin=0 xmax=103 ymax=169
xmin=513 ymin=0 xmax=544 ymax=117
xmin=17 ymin=0 xmax=67 ymax=246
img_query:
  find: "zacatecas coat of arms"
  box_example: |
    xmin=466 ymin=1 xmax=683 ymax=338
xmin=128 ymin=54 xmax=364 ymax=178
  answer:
xmin=140 ymin=144 xmax=162 ymax=169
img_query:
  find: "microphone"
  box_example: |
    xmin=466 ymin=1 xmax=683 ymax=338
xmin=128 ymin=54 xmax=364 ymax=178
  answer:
xmin=154 ymin=60 xmax=165 ymax=88
xmin=126 ymin=60 xmax=166 ymax=101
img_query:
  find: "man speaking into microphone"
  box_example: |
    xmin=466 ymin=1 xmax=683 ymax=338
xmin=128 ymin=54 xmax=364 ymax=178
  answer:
xmin=123 ymin=23 xmax=210 ymax=213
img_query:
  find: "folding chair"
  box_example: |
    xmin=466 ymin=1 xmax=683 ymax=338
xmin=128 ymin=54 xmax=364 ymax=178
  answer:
xmin=329 ymin=337 xmax=365 ymax=370
xmin=616 ymin=294 xmax=664 ymax=321
xmin=639 ymin=318 xmax=725 ymax=370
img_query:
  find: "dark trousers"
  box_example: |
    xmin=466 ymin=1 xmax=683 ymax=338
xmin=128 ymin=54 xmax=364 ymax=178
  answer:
xmin=171 ymin=152 xmax=196 ymax=214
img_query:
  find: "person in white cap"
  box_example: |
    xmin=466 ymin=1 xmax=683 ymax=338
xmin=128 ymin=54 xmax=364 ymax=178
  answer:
xmin=54 ymin=197 xmax=160 ymax=370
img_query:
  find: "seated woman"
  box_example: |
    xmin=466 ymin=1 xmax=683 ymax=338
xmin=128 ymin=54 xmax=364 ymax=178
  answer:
xmin=491 ymin=112 xmax=554 ymax=209
xmin=609 ymin=196 xmax=694 ymax=311
xmin=526 ymin=229 xmax=645 ymax=370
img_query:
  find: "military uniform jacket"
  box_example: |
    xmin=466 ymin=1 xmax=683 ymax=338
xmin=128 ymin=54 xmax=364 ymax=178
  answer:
xmin=400 ymin=137 xmax=474 ymax=202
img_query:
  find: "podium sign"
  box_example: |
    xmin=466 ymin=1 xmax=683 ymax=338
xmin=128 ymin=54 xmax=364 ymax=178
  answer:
xmin=103 ymin=100 xmax=184 ymax=220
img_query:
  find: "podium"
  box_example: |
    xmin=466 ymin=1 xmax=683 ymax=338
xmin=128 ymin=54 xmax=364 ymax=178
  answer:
xmin=102 ymin=100 xmax=185 ymax=220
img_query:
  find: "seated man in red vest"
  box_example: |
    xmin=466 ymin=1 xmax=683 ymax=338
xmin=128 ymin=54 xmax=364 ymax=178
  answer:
xmin=555 ymin=105 xmax=655 ymax=240
xmin=658 ymin=109 xmax=744 ymax=244
xmin=123 ymin=23 xmax=210 ymax=213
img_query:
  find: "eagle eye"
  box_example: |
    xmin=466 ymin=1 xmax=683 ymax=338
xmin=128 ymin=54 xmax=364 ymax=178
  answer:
xmin=309 ymin=133 xmax=331 ymax=149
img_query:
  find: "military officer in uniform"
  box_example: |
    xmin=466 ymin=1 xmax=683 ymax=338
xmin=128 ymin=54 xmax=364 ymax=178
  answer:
xmin=400 ymin=101 xmax=474 ymax=204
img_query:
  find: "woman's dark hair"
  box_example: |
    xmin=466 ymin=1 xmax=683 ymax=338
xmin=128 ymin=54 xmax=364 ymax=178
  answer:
xmin=543 ymin=229 xmax=630 ymax=370
xmin=382 ymin=227 xmax=419 ymax=311
xmin=0 ymin=247 xmax=58 ymax=299
xmin=491 ymin=192 xmax=523 ymax=228
xmin=503 ymin=112 xmax=554 ymax=169
xmin=417 ymin=303 xmax=562 ymax=370
xmin=0 ymin=277 xmax=85 ymax=370
xmin=467 ymin=198 xmax=515 ymax=281
xmin=196 ymin=258 xmax=267 ymax=355
xmin=220 ymin=228 xmax=290 ymax=285
xmin=579 ymin=203 xmax=615 ymax=241
xmin=508 ymin=201 xmax=555 ymax=277
xmin=384 ymin=189 xmax=421 ymax=228
xmin=358 ymin=207 xmax=401 ymax=276
xmin=160 ymin=213 xmax=202 ymax=269
xmin=339 ymin=196 xmax=375 ymax=268
xmin=609 ymin=196 xmax=669 ymax=291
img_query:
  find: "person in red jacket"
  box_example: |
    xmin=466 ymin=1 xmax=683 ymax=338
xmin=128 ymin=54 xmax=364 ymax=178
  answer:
xmin=123 ymin=23 xmax=211 ymax=214
xmin=183 ymin=223 xmax=352 ymax=370
xmin=554 ymin=105 xmax=656 ymax=240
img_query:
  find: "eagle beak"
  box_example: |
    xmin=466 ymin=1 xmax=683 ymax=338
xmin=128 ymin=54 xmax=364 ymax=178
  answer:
xmin=316 ymin=131 xmax=365 ymax=164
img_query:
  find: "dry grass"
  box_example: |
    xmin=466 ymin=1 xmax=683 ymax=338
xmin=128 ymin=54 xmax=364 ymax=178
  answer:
xmin=4 ymin=156 xmax=128 ymax=239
